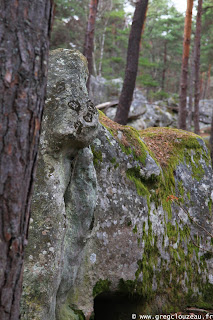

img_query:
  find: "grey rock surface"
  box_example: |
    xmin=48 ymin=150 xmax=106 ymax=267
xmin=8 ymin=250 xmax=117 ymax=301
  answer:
xmin=68 ymin=120 xmax=213 ymax=319
xmin=21 ymin=49 xmax=98 ymax=320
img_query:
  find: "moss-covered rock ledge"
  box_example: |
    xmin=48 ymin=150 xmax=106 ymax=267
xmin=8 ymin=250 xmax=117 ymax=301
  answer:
xmin=22 ymin=50 xmax=213 ymax=320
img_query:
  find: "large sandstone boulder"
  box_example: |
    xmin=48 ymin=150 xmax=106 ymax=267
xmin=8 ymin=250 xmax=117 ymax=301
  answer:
xmin=22 ymin=49 xmax=213 ymax=320
xmin=71 ymin=117 xmax=213 ymax=319
xmin=21 ymin=49 xmax=99 ymax=320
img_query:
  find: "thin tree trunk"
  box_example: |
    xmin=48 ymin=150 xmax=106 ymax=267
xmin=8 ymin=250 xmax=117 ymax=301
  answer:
xmin=0 ymin=1 xmax=53 ymax=319
xmin=98 ymin=0 xmax=112 ymax=77
xmin=193 ymin=0 xmax=203 ymax=135
xmin=178 ymin=0 xmax=194 ymax=130
xmin=83 ymin=0 xmax=99 ymax=90
xmin=161 ymin=40 xmax=167 ymax=91
xmin=98 ymin=31 xmax=106 ymax=77
xmin=188 ymin=51 xmax=194 ymax=131
xmin=200 ymin=71 xmax=204 ymax=99
xmin=114 ymin=0 xmax=149 ymax=125
xmin=93 ymin=47 xmax=98 ymax=77
xmin=202 ymin=66 xmax=211 ymax=100
xmin=207 ymin=64 xmax=211 ymax=99
xmin=210 ymin=113 xmax=213 ymax=168
xmin=201 ymin=72 xmax=207 ymax=100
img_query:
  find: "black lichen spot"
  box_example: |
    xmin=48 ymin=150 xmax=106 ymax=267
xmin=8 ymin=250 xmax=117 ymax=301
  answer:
xmin=55 ymin=80 xmax=65 ymax=94
xmin=68 ymin=100 xmax=81 ymax=113
xmin=74 ymin=121 xmax=83 ymax=134
xmin=83 ymin=113 xmax=93 ymax=123
xmin=83 ymin=100 xmax=96 ymax=122
xmin=87 ymin=99 xmax=95 ymax=113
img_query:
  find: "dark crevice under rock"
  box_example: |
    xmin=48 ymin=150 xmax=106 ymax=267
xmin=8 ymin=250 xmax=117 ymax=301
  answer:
xmin=94 ymin=292 xmax=144 ymax=320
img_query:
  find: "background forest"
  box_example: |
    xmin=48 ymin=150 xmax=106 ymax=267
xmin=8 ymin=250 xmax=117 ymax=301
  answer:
xmin=50 ymin=0 xmax=213 ymax=102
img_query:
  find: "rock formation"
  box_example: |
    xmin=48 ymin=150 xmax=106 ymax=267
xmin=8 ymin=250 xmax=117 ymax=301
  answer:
xmin=21 ymin=49 xmax=99 ymax=319
xmin=22 ymin=49 xmax=213 ymax=320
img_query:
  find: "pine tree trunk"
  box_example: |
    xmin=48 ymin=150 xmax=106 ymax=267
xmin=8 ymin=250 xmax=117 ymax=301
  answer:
xmin=202 ymin=66 xmax=211 ymax=100
xmin=193 ymin=0 xmax=203 ymax=135
xmin=114 ymin=0 xmax=149 ymax=125
xmin=98 ymin=31 xmax=106 ymax=77
xmin=207 ymin=64 xmax=211 ymax=99
xmin=98 ymin=0 xmax=112 ymax=77
xmin=188 ymin=47 xmax=195 ymax=131
xmin=161 ymin=40 xmax=167 ymax=91
xmin=200 ymin=71 xmax=204 ymax=99
xmin=178 ymin=0 xmax=194 ymax=130
xmin=210 ymin=114 xmax=213 ymax=168
xmin=83 ymin=0 xmax=99 ymax=90
xmin=0 ymin=1 xmax=53 ymax=319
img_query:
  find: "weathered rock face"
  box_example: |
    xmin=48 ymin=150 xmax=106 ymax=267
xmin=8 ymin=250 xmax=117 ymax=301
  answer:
xmin=22 ymin=49 xmax=213 ymax=320
xmin=21 ymin=49 xmax=98 ymax=320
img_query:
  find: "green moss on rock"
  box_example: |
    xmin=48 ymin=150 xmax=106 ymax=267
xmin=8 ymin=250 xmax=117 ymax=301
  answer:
xmin=126 ymin=168 xmax=150 ymax=198
xmin=58 ymin=304 xmax=81 ymax=320
xmin=91 ymin=145 xmax=103 ymax=166
xmin=99 ymin=111 xmax=154 ymax=166
xmin=93 ymin=279 xmax=111 ymax=297
xmin=208 ymin=199 xmax=212 ymax=214
xmin=110 ymin=157 xmax=119 ymax=169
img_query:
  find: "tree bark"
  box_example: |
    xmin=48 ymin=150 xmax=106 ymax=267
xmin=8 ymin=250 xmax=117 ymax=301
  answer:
xmin=98 ymin=30 xmax=106 ymax=77
xmin=210 ymin=114 xmax=213 ymax=168
xmin=98 ymin=0 xmax=112 ymax=77
xmin=202 ymin=66 xmax=211 ymax=100
xmin=207 ymin=64 xmax=211 ymax=99
xmin=178 ymin=0 xmax=194 ymax=130
xmin=200 ymin=71 xmax=204 ymax=100
xmin=193 ymin=0 xmax=203 ymax=135
xmin=188 ymin=47 xmax=194 ymax=131
xmin=83 ymin=0 xmax=99 ymax=90
xmin=114 ymin=0 xmax=149 ymax=125
xmin=161 ymin=40 xmax=167 ymax=91
xmin=0 ymin=1 xmax=53 ymax=319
